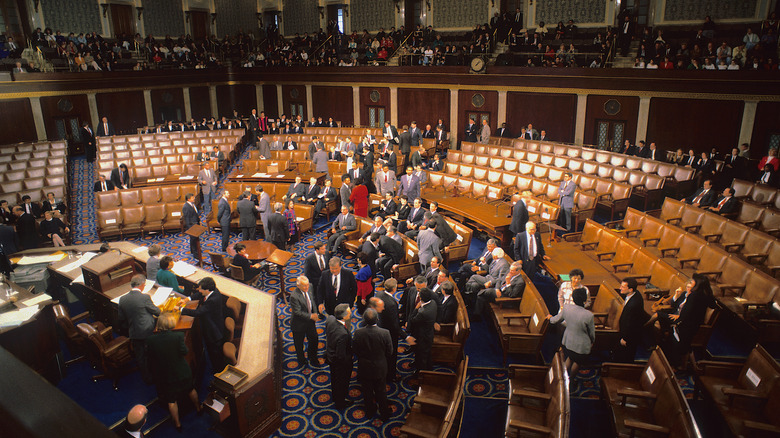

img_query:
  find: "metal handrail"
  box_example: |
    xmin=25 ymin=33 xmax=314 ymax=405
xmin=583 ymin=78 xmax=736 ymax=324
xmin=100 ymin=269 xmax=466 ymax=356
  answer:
xmin=604 ymin=32 xmax=617 ymax=68
xmin=389 ymin=32 xmax=413 ymax=60
xmin=312 ymin=34 xmax=333 ymax=58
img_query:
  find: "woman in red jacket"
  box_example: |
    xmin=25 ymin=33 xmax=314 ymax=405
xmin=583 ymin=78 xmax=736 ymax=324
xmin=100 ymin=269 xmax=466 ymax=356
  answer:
xmin=349 ymin=176 xmax=369 ymax=217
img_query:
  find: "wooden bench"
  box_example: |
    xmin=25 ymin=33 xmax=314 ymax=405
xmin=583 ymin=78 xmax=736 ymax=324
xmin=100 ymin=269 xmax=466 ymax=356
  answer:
xmin=488 ymin=275 xmax=550 ymax=364
xmin=400 ymin=356 xmax=468 ymax=438
xmin=431 ymin=279 xmax=470 ymax=367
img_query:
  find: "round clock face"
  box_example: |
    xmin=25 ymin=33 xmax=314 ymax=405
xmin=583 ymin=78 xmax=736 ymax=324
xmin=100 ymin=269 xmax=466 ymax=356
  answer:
xmin=471 ymin=57 xmax=484 ymax=71
xmin=604 ymin=99 xmax=621 ymax=116
xmin=472 ymin=93 xmax=485 ymax=108
xmin=369 ymin=90 xmax=381 ymax=102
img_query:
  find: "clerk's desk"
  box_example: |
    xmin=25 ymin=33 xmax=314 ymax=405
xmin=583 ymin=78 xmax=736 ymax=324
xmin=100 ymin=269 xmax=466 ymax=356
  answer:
xmin=41 ymin=242 xmax=282 ymax=438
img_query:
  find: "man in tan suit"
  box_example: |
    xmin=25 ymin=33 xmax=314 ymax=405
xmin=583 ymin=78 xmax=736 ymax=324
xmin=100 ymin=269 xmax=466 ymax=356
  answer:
xmin=198 ymin=161 xmax=218 ymax=215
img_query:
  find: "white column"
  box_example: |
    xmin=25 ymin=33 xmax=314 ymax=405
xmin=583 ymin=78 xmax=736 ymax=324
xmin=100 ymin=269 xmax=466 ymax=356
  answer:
xmin=255 ymin=84 xmax=264 ymax=113
xmin=574 ymin=94 xmax=587 ymax=145
xmin=352 ymin=86 xmax=361 ymax=126
xmin=305 ymin=84 xmax=314 ymax=120
xmin=276 ymin=84 xmax=284 ymax=117
xmin=209 ymin=85 xmax=218 ymax=118
xmin=635 ymin=96 xmax=651 ymax=144
xmin=449 ymin=89 xmax=458 ymax=149
xmin=497 ymin=90 xmax=508 ymax=127
xmin=738 ymin=100 xmax=758 ymax=147
xmin=29 ymin=97 xmax=46 ymax=141
xmin=88 ymin=92 xmax=99 ymax=128
xmin=143 ymin=89 xmax=154 ymax=125
xmin=389 ymin=86 xmax=398 ymax=126
xmin=182 ymin=87 xmax=192 ymax=121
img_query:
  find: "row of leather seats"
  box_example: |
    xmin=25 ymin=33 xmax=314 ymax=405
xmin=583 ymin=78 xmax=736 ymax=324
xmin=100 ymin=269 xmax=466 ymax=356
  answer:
xmin=0 ymin=157 xmax=66 ymax=174
xmin=0 ymin=140 xmax=69 ymax=207
xmin=96 ymin=157 xmax=210 ymax=177
xmin=600 ymin=347 xmax=699 ymax=437
xmin=96 ymin=202 xmax=188 ymax=239
xmin=96 ymin=138 xmax=240 ymax=155
xmin=487 ymin=266 xmax=551 ymax=363
xmin=0 ymin=148 xmax=67 ymax=163
xmin=695 ymin=345 xmax=780 ymax=438
xmin=732 ymin=178 xmax=780 ymax=212
xmin=655 ymin=198 xmax=780 ymax=277
xmin=504 ymin=350 xmax=570 ymax=437
xmin=96 ymin=185 xmax=198 ymax=210
xmin=96 ymin=129 xmax=245 ymax=144
xmin=97 ymin=143 xmax=233 ymax=159
xmin=0 ymin=140 xmax=66 ymax=152
xmin=400 ymin=356 xmax=469 ymax=438
xmin=262 ymin=127 xmax=383 ymax=143
xmin=239 ymin=160 xmax=292 ymax=174
xmin=729 ymin=198 xmax=780 ymax=236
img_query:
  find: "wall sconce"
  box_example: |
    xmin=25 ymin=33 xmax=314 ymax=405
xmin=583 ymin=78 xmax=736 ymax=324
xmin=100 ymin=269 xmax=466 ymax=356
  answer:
xmin=318 ymin=6 xmax=324 ymax=18
xmin=101 ymin=3 xmax=109 ymax=18
xmin=344 ymin=5 xmax=349 ymax=17
xmin=33 ymin=0 xmax=39 ymax=13
xmin=426 ymin=1 xmax=431 ymax=11
xmin=394 ymin=0 xmax=401 ymax=12
xmin=211 ymin=13 xmax=217 ymax=24
xmin=256 ymin=12 xmax=262 ymax=22
xmin=136 ymin=7 xmax=143 ymax=20
xmin=185 ymin=10 xmax=191 ymax=22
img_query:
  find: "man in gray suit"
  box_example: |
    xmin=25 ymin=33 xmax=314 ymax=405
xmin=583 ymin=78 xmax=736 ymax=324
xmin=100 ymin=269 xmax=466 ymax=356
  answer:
xmin=255 ymin=185 xmax=271 ymax=238
xmin=270 ymin=135 xmax=283 ymax=151
xmin=466 ymin=247 xmax=510 ymax=296
xmin=237 ymin=191 xmax=257 ymax=241
xmin=479 ymin=119 xmax=491 ymax=144
xmin=557 ymin=172 xmax=575 ymax=232
xmin=398 ymin=166 xmax=421 ymax=205
xmin=375 ymin=163 xmax=397 ymax=196
xmin=118 ymin=274 xmax=161 ymax=383
xmin=340 ymin=175 xmax=352 ymax=211
xmin=217 ymin=190 xmax=232 ymax=251
xmin=475 ymin=261 xmax=526 ymax=317
xmin=198 ymin=162 xmax=218 ymax=215
xmin=417 ymin=220 xmax=442 ymax=271
xmin=308 ymin=136 xmax=324 ymax=159
xmin=327 ymin=205 xmax=357 ymax=255
xmin=256 ymin=134 xmax=271 ymax=159
xmin=312 ymin=145 xmax=329 ymax=174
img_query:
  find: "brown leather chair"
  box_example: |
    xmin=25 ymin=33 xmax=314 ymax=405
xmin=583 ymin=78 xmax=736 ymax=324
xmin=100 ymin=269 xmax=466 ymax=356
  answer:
xmin=162 ymin=201 xmax=185 ymax=232
xmin=735 ymin=201 xmax=766 ymax=228
xmin=718 ymin=270 xmax=780 ymax=318
xmin=142 ymin=204 xmax=166 ymax=235
xmin=400 ymin=357 xmax=468 ymax=438
xmin=655 ymin=162 xmax=676 ymax=179
xmin=731 ymin=179 xmax=755 ymax=200
xmin=601 ymin=347 xmax=675 ymax=408
xmin=715 ymin=220 xmax=751 ymax=252
xmin=471 ymin=166 xmax=487 ymax=182
xmin=160 ymin=186 xmax=180 ymax=203
xmin=758 ymin=209 xmax=780 ymax=237
xmin=432 ymin=301 xmax=470 ymax=367
xmin=640 ymin=159 xmax=659 ymax=174
xmin=749 ymin=183 xmax=777 ymax=206
xmin=208 ymin=251 xmax=233 ymax=274
xmin=223 ymin=341 xmax=238 ymax=366
xmin=118 ymin=189 xmax=141 ymax=206
xmin=597 ymin=164 xmax=615 ymax=180
xmin=595 ymin=151 xmax=611 ymax=164
xmin=96 ymin=191 xmax=120 ymax=209
xmin=121 ymin=206 xmax=144 ymax=237
xmin=53 ymin=304 xmax=112 ymax=366
xmin=591 ymin=283 xmax=624 ymax=352
xmin=567 ymin=158 xmax=584 ymax=172
xmin=229 ymin=264 xmax=262 ymax=286
xmin=97 ymin=208 xmax=122 ymax=240
xmin=224 ymin=317 xmax=236 ymax=343
xmin=77 ymin=322 xmax=134 ymax=391
xmin=532 ymin=164 xmax=549 ymax=180
xmin=707 ymin=256 xmax=754 ymax=298
xmin=553 ymin=155 xmax=569 ymax=169
xmin=391 ymin=238 xmax=421 ymax=284
xmin=506 ymin=380 xmax=568 ymax=438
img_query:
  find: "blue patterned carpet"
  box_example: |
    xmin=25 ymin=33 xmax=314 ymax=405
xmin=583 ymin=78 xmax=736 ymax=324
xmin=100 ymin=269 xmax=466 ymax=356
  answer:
xmin=60 ymin=150 xmax=739 ymax=437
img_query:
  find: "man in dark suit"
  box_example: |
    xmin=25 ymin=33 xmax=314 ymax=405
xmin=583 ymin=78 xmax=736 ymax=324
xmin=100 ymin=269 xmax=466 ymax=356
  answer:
xmin=508 ymin=194 xmax=529 ymax=236
xmin=614 ymin=278 xmax=647 ymax=362
xmin=406 ymin=288 xmax=437 ymax=373
xmin=266 ymin=202 xmax=289 ymax=250
xmin=182 ymin=193 xmax=200 ymax=256
xmin=217 ymin=191 xmax=232 ymax=251
xmin=685 ymin=180 xmax=717 ymax=208
xmin=436 ymin=281 xmax=458 ymax=325
xmin=290 ymin=276 xmax=320 ymax=367
xmin=646 ymin=142 xmax=662 ymax=161
xmin=422 ymin=124 xmax=435 ymax=139
xmin=326 ymin=303 xmax=353 ymax=408
xmin=307 ymin=135 xmax=324 ymax=159
xmin=371 ymin=278 xmax=402 ymax=381
xmin=558 ymin=172 xmax=575 ymax=232
xmin=0 ymin=224 xmax=17 ymax=273
xmin=117 ymin=405 xmax=148 ymax=438
xmin=304 ymin=242 xmax=329 ymax=293
xmin=314 ymin=179 xmax=338 ymax=221
xmin=93 ymin=174 xmax=115 ymax=192
xmin=474 ymin=261 xmax=525 ymax=317
xmin=301 ymin=177 xmax=321 ymax=205
xmin=514 ymin=221 xmax=550 ymax=278
xmin=180 ymin=277 xmax=226 ymax=373
xmin=12 ymin=206 xmax=37 ymax=250
xmin=496 ymin=123 xmax=511 ymax=138
xmin=375 ymin=229 xmax=404 ymax=280
xmin=429 ymin=204 xmax=457 ymax=248
xmin=464 ymin=118 xmax=478 ymax=142
xmin=284 ymin=136 xmax=298 ymax=150
xmin=382 ymin=121 xmax=399 ymax=146
xmin=96 ymin=116 xmax=115 ymax=137
xmin=327 ymin=205 xmax=357 ymax=255
xmin=401 ymin=198 xmax=426 ymax=236
xmin=707 ymin=187 xmax=739 ymax=215
xmin=81 ymin=122 xmax=97 ymax=162
xmin=317 ymin=257 xmax=357 ymax=316
xmin=353 ymin=308 xmax=393 ymax=421
xmin=237 ymin=191 xmax=257 ymax=241
xmin=408 ymin=121 xmax=422 ymax=148
xmin=110 ymin=163 xmax=131 ymax=189
xmin=634 ymin=141 xmax=649 ymax=159
xmin=118 ymin=274 xmax=161 ymax=383
xmin=398 ymin=126 xmax=412 ymax=170
xmin=20 ymin=195 xmax=42 ymax=218
xmin=282 ymin=176 xmax=306 ymax=204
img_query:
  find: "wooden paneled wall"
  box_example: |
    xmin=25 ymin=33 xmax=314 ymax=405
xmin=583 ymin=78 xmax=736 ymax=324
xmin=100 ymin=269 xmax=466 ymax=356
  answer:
xmin=506 ymin=92 xmax=578 ymax=143
xmin=189 ymin=86 xmax=212 ymax=121
xmin=457 ymin=90 xmax=498 ymax=143
xmin=311 ymin=86 xmax=354 ymax=126
xmin=150 ymin=88 xmax=185 ymax=124
xmin=647 ymin=98 xmax=744 ymax=153
xmin=584 ymin=95 xmax=640 ymax=147
xmin=39 ymin=95 xmax=91 ymax=140
xmin=396 ymin=88 xmax=450 ymax=131
xmin=0 ymin=99 xmax=36 ymax=147
xmin=752 ymin=102 xmax=780 ymax=154
xmin=95 ymin=91 xmax=146 ymax=135
xmin=359 ymin=86 xmax=391 ymax=128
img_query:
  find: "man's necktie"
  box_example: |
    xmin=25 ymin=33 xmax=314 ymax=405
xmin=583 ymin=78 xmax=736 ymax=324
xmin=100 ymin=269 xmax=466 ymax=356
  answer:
xmin=102 ymin=182 xmax=107 ymax=191
xmin=529 ymin=234 xmax=536 ymax=258
xmin=333 ymin=275 xmax=338 ymax=296
xmin=692 ymin=190 xmax=707 ymax=204
xmin=717 ymin=197 xmax=728 ymax=209
xmin=318 ymin=255 xmax=324 ymax=270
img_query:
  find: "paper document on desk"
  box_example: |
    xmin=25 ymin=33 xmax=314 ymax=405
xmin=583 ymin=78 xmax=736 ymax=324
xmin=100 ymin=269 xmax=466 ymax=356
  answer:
xmin=18 ymin=253 xmax=67 ymax=265
xmin=172 ymin=261 xmax=197 ymax=277
xmin=20 ymin=293 xmax=51 ymax=308
xmin=56 ymin=252 xmax=97 ymax=273
xmin=141 ymin=279 xmax=156 ymax=294
xmin=71 ymin=274 xmax=85 ymax=285
xmin=275 ymin=174 xmax=285 ymax=178
xmin=133 ymin=246 xmax=148 ymax=254
xmin=151 ymin=287 xmax=173 ymax=307
xmin=178 ymin=176 xmax=195 ymax=180
xmin=111 ymin=290 xmax=130 ymax=304
xmin=0 ymin=307 xmax=39 ymax=329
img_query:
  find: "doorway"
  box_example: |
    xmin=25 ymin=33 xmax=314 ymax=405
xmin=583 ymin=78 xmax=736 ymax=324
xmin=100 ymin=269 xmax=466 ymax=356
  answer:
xmin=290 ymin=103 xmax=304 ymax=120
xmin=190 ymin=10 xmax=209 ymax=41
xmin=54 ymin=117 xmax=83 ymax=156
xmin=110 ymin=3 xmax=134 ymax=38
xmin=404 ymin=0 xmax=423 ymax=32
xmin=595 ymin=119 xmax=626 ymax=151
xmin=367 ymin=106 xmax=386 ymax=128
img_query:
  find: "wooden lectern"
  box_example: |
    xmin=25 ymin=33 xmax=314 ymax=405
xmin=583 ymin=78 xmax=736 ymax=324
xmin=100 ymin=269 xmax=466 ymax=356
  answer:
xmin=185 ymin=224 xmax=208 ymax=267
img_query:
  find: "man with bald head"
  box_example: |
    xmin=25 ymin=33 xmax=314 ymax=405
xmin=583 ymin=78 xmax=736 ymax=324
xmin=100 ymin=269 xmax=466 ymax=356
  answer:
xmin=118 ymin=404 xmax=148 ymax=437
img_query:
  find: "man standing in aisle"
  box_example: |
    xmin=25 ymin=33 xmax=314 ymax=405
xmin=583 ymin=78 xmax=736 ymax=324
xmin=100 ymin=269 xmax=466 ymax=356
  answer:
xmin=326 ymin=303 xmax=353 ymax=409
xmin=291 ymin=276 xmax=320 ymax=367
xmin=198 ymin=161 xmax=218 ymax=216
xmin=353 ymin=308 xmax=393 ymax=421
xmin=118 ymin=274 xmax=161 ymax=383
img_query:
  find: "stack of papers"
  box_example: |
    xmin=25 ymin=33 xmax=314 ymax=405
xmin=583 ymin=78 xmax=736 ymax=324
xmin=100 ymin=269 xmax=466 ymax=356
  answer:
xmin=20 ymin=293 xmax=51 ymax=308
xmin=178 ymin=176 xmax=195 ymax=180
xmin=56 ymin=252 xmax=97 ymax=273
xmin=151 ymin=287 xmax=173 ymax=306
xmin=0 ymin=307 xmax=39 ymax=329
xmin=18 ymin=253 xmax=67 ymax=265
xmin=172 ymin=261 xmax=197 ymax=277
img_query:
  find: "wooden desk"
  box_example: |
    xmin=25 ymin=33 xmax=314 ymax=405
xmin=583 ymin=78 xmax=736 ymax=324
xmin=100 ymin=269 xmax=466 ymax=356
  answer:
xmin=227 ymin=241 xmax=278 ymax=261
xmin=45 ymin=242 xmax=281 ymax=437
xmin=132 ymin=175 xmax=199 ymax=188
xmin=541 ymin=241 xmax=622 ymax=294
xmin=227 ymin=169 xmax=326 ymax=185
xmin=422 ymin=192 xmax=513 ymax=250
